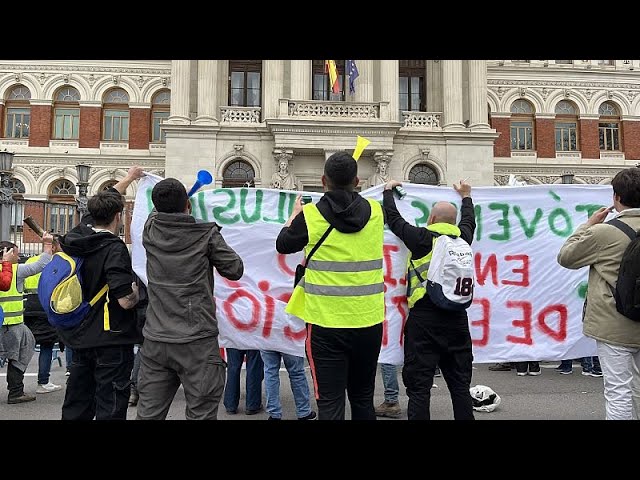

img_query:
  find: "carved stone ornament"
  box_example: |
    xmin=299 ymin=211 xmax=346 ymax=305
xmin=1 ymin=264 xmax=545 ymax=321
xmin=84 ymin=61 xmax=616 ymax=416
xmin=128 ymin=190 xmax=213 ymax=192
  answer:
xmin=270 ymin=149 xmax=298 ymax=190
xmin=86 ymin=74 xmax=97 ymax=87
xmin=563 ymin=88 xmax=571 ymax=98
xmin=496 ymin=86 xmax=506 ymax=99
xmin=607 ymin=90 xmax=613 ymax=99
xmin=63 ymin=74 xmax=69 ymax=84
xmin=112 ymin=75 xmax=120 ymax=85
xmin=38 ymin=73 xmax=48 ymax=86
xmin=233 ymin=144 xmax=244 ymax=152
xmin=519 ymin=87 xmax=527 ymax=97
xmin=136 ymin=76 xmax=145 ymax=89
xmin=161 ymin=77 xmax=168 ymax=87
xmin=540 ymin=87 xmax=550 ymax=100
xmin=23 ymin=165 xmax=52 ymax=180
xmin=14 ymin=73 xmax=21 ymax=83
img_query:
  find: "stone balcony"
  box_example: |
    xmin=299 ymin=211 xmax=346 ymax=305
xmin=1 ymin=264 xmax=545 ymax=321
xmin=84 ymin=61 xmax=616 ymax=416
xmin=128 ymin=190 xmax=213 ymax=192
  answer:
xmin=400 ymin=111 xmax=442 ymax=129
xmin=278 ymin=99 xmax=389 ymax=121
xmin=220 ymin=106 xmax=262 ymax=124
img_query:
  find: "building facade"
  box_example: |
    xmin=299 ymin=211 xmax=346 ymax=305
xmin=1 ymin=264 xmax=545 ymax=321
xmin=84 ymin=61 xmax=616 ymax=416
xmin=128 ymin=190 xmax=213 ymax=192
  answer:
xmin=0 ymin=59 xmax=637 ymax=242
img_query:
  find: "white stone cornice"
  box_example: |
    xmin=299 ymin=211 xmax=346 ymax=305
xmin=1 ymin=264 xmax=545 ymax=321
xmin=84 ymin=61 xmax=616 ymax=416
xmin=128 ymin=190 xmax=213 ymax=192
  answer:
xmin=129 ymin=102 xmax=152 ymax=109
xmin=489 ymin=112 xmax=511 ymax=118
xmin=578 ymin=114 xmax=599 ymax=120
xmin=621 ymin=115 xmax=640 ymax=121
xmin=534 ymin=113 xmax=555 ymax=120
xmin=0 ymin=63 xmax=171 ymax=75
xmin=79 ymin=101 xmax=102 ymax=107
xmin=29 ymin=99 xmax=52 ymax=106
xmin=488 ymin=78 xmax=640 ymax=90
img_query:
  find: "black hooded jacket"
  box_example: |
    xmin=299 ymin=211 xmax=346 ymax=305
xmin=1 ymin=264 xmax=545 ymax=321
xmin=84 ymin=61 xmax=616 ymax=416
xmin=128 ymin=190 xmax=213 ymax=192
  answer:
xmin=56 ymin=223 xmax=142 ymax=349
xmin=276 ymin=190 xmax=382 ymax=254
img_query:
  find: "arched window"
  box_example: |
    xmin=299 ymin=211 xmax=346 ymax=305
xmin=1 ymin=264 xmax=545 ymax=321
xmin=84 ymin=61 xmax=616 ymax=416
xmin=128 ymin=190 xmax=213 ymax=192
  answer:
xmin=598 ymin=101 xmax=621 ymax=151
xmin=228 ymin=61 xmax=261 ymax=107
xmin=408 ymin=163 xmax=439 ymax=185
xmin=102 ymin=88 xmax=130 ymax=141
xmin=312 ymin=60 xmax=346 ymax=101
xmin=222 ymin=160 xmax=255 ymax=188
xmin=47 ymin=178 xmax=77 ymax=232
xmin=53 ymin=86 xmax=81 ymax=140
xmin=151 ymin=90 xmax=170 ymax=143
xmin=510 ymin=99 xmax=535 ymax=151
xmin=100 ymin=180 xmax=118 ymax=191
xmin=4 ymin=85 xmax=31 ymax=138
xmin=399 ymin=60 xmax=426 ymax=118
xmin=554 ymin=100 xmax=579 ymax=151
xmin=9 ymin=178 xmax=25 ymax=196
xmin=49 ymin=179 xmax=76 ymax=196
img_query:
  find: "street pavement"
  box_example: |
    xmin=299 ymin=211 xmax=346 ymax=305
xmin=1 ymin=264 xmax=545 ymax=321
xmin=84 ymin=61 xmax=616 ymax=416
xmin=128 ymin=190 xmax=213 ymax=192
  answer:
xmin=0 ymin=354 xmax=605 ymax=420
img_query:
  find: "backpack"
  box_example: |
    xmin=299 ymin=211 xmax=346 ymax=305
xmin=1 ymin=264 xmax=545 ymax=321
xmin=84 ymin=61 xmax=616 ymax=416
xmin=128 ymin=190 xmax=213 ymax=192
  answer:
xmin=38 ymin=252 xmax=109 ymax=330
xmin=608 ymin=219 xmax=640 ymax=321
xmin=424 ymin=233 xmax=475 ymax=310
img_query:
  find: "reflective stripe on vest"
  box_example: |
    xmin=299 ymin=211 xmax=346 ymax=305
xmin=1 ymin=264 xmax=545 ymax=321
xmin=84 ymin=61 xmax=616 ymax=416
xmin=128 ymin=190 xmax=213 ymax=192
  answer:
xmin=405 ymin=222 xmax=463 ymax=309
xmin=23 ymin=255 xmax=41 ymax=293
xmin=0 ymin=267 xmax=24 ymax=325
xmin=285 ymin=198 xmax=385 ymax=328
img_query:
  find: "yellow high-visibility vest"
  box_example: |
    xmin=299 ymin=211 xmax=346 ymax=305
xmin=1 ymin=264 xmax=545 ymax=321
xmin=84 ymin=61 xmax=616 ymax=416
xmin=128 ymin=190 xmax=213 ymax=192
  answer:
xmin=0 ymin=267 xmax=24 ymax=325
xmin=23 ymin=255 xmax=41 ymax=293
xmin=286 ymin=199 xmax=384 ymax=328
xmin=406 ymin=222 xmax=462 ymax=309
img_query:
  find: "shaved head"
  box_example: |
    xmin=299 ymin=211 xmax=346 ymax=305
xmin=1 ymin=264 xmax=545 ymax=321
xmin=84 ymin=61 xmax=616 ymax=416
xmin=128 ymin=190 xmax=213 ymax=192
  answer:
xmin=429 ymin=201 xmax=457 ymax=225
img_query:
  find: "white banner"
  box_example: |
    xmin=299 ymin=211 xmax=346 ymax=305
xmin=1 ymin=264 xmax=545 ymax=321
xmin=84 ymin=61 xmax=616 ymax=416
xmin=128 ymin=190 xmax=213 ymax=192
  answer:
xmin=132 ymin=175 xmax=612 ymax=365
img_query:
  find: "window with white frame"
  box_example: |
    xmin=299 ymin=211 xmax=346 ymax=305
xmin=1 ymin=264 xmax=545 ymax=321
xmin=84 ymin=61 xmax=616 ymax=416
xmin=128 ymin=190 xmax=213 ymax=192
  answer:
xmin=4 ymin=85 xmax=31 ymax=138
xmin=102 ymin=88 xmax=130 ymax=141
xmin=53 ymin=86 xmax=80 ymax=140
xmin=510 ymin=99 xmax=535 ymax=151
xmin=598 ymin=101 xmax=621 ymax=151
xmin=151 ymin=90 xmax=170 ymax=143
xmin=554 ymin=100 xmax=579 ymax=151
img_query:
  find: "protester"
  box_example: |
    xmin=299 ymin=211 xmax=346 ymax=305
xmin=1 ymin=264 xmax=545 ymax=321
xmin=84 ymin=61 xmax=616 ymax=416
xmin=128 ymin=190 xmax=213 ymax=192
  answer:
xmin=259 ymin=349 xmax=316 ymax=420
xmin=514 ymin=361 xmax=541 ymax=376
xmin=278 ymin=151 xmax=385 ymax=420
xmin=0 ymin=235 xmax=53 ymax=404
xmin=0 ymin=246 xmax=15 ymax=291
xmin=128 ymin=273 xmax=148 ymax=407
xmin=23 ymin=237 xmax=65 ymax=394
xmin=383 ymin=178 xmax=476 ymax=420
xmin=375 ymin=363 xmax=402 ymax=418
xmin=224 ymin=348 xmax=264 ymax=415
xmin=558 ymin=167 xmax=640 ymax=420
xmin=58 ymin=191 xmax=141 ymax=420
xmin=136 ymin=178 xmax=243 ymax=420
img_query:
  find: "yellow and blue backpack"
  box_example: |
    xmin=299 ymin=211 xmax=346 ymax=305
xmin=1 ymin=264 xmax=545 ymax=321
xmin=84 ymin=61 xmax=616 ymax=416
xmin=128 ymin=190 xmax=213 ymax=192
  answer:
xmin=38 ymin=252 xmax=109 ymax=330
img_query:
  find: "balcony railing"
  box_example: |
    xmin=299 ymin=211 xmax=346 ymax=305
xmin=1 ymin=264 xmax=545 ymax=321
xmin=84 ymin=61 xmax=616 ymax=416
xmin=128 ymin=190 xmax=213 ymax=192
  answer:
xmin=401 ymin=111 xmax=442 ymax=129
xmin=285 ymin=100 xmax=380 ymax=119
xmin=220 ymin=106 xmax=262 ymax=124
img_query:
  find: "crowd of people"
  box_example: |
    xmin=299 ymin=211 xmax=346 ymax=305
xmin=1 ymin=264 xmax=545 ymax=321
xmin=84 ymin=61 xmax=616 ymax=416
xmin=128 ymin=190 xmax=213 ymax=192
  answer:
xmin=0 ymin=158 xmax=639 ymax=421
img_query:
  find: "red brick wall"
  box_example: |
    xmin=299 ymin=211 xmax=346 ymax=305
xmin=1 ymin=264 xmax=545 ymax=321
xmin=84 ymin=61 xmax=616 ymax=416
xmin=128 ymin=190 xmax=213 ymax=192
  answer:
xmin=535 ymin=118 xmax=555 ymax=158
xmin=491 ymin=116 xmax=511 ymax=158
xmin=23 ymin=201 xmax=46 ymax=244
xmin=28 ymin=105 xmax=52 ymax=147
xmin=79 ymin=106 xmax=101 ymax=148
xmin=580 ymin=119 xmax=600 ymax=160
xmin=129 ymin=108 xmax=150 ymax=150
xmin=622 ymin=121 xmax=640 ymax=160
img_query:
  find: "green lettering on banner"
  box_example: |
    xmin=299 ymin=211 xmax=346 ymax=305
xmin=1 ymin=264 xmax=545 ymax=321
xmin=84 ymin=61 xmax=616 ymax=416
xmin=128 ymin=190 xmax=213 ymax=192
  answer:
xmin=474 ymin=204 xmax=482 ymax=241
xmin=513 ymin=206 xmax=543 ymax=239
xmin=549 ymin=190 xmax=562 ymax=202
xmin=548 ymin=208 xmax=573 ymax=237
xmin=263 ymin=191 xmax=289 ymax=224
xmin=240 ymin=188 xmax=263 ymax=223
xmin=411 ymin=200 xmax=429 ymax=227
xmin=576 ymin=204 xmax=605 ymax=219
xmin=197 ymin=191 xmax=209 ymax=222
xmin=212 ymin=188 xmax=240 ymax=224
xmin=287 ymin=193 xmax=297 ymax=217
xmin=146 ymin=188 xmax=154 ymax=212
xmin=488 ymin=203 xmax=511 ymax=241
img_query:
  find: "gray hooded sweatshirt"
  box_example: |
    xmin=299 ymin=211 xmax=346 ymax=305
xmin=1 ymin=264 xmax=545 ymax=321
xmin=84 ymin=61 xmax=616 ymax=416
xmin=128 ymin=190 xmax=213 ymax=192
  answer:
xmin=142 ymin=211 xmax=244 ymax=343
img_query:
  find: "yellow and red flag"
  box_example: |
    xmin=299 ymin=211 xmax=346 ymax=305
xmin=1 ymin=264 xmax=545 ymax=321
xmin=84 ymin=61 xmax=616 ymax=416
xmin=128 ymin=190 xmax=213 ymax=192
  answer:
xmin=325 ymin=60 xmax=340 ymax=94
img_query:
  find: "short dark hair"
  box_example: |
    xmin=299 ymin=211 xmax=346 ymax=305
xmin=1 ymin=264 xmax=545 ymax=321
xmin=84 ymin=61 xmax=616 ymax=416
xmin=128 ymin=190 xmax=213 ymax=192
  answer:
xmin=324 ymin=151 xmax=358 ymax=190
xmin=152 ymin=178 xmax=189 ymax=214
xmin=612 ymin=167 xmax=640 ymax=208
xmin=0 ymin=241 xmax=17 ymax=251
xmin=87 ymin=191 xmax=125 ymax=226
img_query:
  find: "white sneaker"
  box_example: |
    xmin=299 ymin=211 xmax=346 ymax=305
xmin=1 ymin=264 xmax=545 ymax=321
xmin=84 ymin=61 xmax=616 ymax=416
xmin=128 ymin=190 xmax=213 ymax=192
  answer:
xmin=36 ymin=382 xmax=63 ymax=394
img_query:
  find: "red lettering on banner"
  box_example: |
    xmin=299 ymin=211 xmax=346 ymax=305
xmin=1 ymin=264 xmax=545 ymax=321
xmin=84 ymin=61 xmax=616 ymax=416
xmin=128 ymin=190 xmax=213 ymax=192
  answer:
xmin=471 ymin=298 xmax=490 ymax=347
xmin=391 ymin=295 xmax=408 ymax=346
xmin=502 ymin=255 xmax=530 ymax=287
xmin=279 ymin=292 xmax=306 ymax=341
xmin=383 ymin=244 xmax=400 ymax=287
xmin=258 ymin=281 xmax=275 ymax=338
xmin=537 ymin=304 xmax=568 ymax=341
xmin=277 ymin=253 xmax=296 ymax=277
xmin=475 ymin=253 xmax=498 ymax=286
xmin=222 ymin=277 xmax=242 ymax=289
xmin=506 ymin=300 xmax=533 ymax=345
xmin=223 ymin=290 xmax=261 ymax=331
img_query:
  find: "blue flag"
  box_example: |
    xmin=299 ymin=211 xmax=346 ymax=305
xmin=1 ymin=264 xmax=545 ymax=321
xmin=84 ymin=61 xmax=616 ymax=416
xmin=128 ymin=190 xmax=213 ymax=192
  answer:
xmin=347 ymin=60 xmax=359 ymax=95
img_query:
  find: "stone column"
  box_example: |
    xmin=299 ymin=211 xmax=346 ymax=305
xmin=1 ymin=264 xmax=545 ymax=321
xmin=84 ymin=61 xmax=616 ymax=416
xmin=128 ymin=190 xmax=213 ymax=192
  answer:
xmin=263 ymin=60 xmax=284 ymax=119
xmin=468 ymin=60 xmax=490 ymax=130
xmin=380 ymin=60 xmax=399 ymax=122
xmin=353 ymin=60 xmax=373 ymax=103
xmin=168 ymin=60 xmax=191 ymax=125
xmin=290 ymin=60 xmax=311 ymax=100
xmin=426 ymin=60 xmax=443 ymax=112
xmin=442 ymin=60 xmax=465 ymax=130
xmin=195 ymin=60 xmax=218 ymax=124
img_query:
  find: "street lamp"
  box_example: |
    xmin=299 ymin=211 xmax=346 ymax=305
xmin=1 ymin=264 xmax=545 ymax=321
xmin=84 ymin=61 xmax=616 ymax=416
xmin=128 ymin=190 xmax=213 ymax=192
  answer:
xmin=0 ymin=151 xmax=15 ymax=241
xmin=75 ymin=163 xmax=91 ymax=217
xmin=561 ymin=172 xmax=575 ymax=184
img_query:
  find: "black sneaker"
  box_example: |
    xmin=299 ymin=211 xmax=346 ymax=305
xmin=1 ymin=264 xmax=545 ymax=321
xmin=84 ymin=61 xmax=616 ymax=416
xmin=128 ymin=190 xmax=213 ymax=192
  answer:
xmin=488 ymin=363 xmax=513 ymax=371
xmin=246 ymin=405 xmax=263 ymax=415
xmin=8 ymin=394 xmax=36 ymax=404
xmin=268 ymin=416 xmax=282 ymax=420
xmin=528 ymin=362 xmax=541 ymax=376
xmin=298 ymin=411 xmax=317 ymax=420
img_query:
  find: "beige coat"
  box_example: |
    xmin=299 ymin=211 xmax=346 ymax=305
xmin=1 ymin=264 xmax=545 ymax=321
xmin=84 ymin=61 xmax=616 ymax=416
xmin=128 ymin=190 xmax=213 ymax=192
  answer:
xmin=557 ymin=209 xmax=640 ymax=348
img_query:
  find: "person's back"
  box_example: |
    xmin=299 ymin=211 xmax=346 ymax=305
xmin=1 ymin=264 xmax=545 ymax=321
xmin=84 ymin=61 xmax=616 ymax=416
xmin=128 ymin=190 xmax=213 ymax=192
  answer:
xmin=558 ymin=167 xmax=640 ymax=420
xmin=137 ymin=178 xmax=243 ymax=420
xmin=277 ymin=151 xmax=385 ymax=420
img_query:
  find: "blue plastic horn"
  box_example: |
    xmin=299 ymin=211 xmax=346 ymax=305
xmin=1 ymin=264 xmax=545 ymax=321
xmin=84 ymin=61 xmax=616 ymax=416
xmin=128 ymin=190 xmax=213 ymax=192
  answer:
xmin=187 ymin=170 xmax=213 ymax=197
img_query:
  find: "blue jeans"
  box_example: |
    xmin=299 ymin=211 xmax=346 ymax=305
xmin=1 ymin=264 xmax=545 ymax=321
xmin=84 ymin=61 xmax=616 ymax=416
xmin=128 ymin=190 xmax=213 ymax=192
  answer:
xmin=38 ymin=343 xmax=54 ymax=385
xmin=380 ymin=363 xmax=399 ymax=403
xmin=223 ymin=348 xmax=263 ymax=412
xmin=65 ymin=347 xmax=73 ymax=371
xmin=260 ymin=350 xmax=312 ymax=419
xmin=581 ymin=356 xmax=601 ymax=372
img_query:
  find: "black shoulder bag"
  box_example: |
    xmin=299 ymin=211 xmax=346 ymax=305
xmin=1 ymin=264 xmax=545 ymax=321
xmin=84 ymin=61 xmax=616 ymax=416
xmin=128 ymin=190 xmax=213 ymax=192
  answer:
xmin=294 ymin=225 xmax=334 ymax=288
